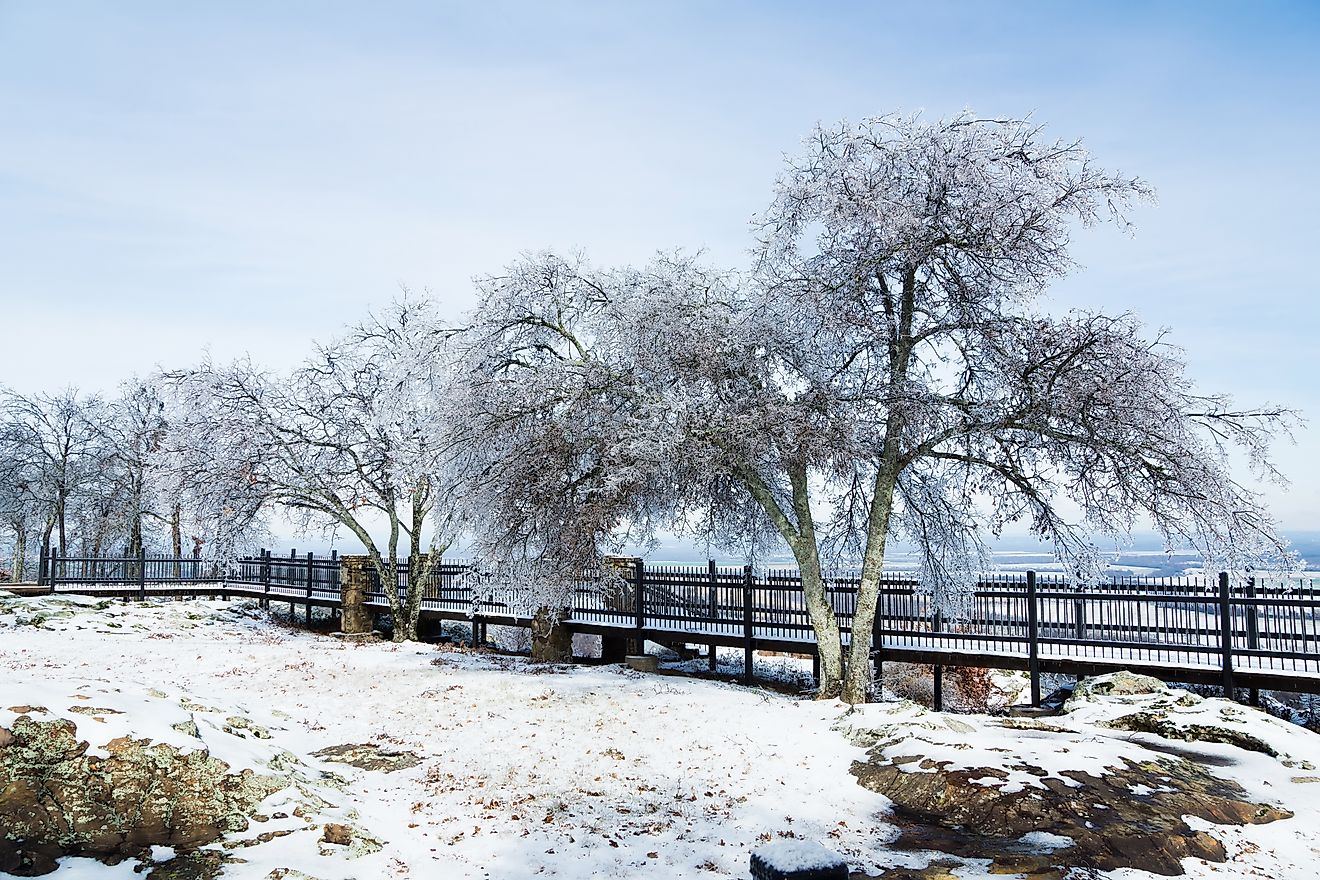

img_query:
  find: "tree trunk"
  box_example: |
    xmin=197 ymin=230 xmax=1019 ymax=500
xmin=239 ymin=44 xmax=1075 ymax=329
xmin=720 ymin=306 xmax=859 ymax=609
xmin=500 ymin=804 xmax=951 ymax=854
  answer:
xmin=841 ymin=466 xmax=900 ymax=704
xmin=56 ymin=498 xmax=67 ymax=556
xmin=40 ymin=511 xmax=55 ymax=562
xmin=792 ymin=543 xmax=844 ymax=699
xmin=128 ymin=515 xmax=143 ymax=557
xmin=531 ymin=606 xmax=573 ymax=663
xmin=171 ymin=505 xmax=183 ymax=579
xmin=11 ymin=520 xmax=26 ymax=581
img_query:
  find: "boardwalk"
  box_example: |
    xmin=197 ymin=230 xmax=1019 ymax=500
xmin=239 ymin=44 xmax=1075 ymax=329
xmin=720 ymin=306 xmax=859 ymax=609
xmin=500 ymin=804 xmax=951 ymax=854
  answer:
xmin=35 ymin=548 xmax=1320 ymax=701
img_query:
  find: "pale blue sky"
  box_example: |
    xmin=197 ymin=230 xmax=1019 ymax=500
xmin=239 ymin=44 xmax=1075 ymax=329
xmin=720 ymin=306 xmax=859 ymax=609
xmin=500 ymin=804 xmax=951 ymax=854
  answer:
xmin=1 ymin=1 xmax=1317 ymax=526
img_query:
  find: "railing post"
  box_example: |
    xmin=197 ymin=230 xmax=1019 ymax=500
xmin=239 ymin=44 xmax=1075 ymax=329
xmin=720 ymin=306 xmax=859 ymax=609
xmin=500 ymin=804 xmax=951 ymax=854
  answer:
xmin=707 ymin=559 xmax=718 ymax=672
xmin=261 ymin=548 xmax=271 ymax=609
xmin=633 ymin=559 xmax=646 ymax=655
xmin=1219 ymin=571 xmax=1235 ymax=698
xmin=1026 ymin=570 xmax=1040 ymax=707
xmin=742 ymin=564 xmax=754 ymax=685
xmin=305 ymin=551 xmax=315 ymax=626
xmin=289 ymin=549 xmax=297 ymax=616
xmin=707 ymin=559 xmax=718 ymax=619
xmin=876 ymin=572 xmax=887 ymax=701
xmin=932 ymin=608 xmax=943 ymax=711
xmin=330 ymin=549 xmax=339 ymax=617
xmin=1246 ymin=576 xmax=1259 ymax=706
xmin=36 ymin=543 xmax=48 ymax=587
xmin=138 ymin=547 xmax=147 ymax=601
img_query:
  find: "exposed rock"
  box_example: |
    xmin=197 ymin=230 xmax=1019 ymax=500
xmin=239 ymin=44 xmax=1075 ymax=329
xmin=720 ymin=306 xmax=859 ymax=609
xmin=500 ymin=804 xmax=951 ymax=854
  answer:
xmin=851 ymin=752 xmax=1290 ymax=876
xmin=858 ymin=864 xmax=961 ymax=880
xmin=1105 ymin=710 xmax=1279 ymax=757
xmin=143 ymin=849 xmax=228 ymax=880
xmin=315 ymin=823 xmax=383 ymax=859
xmin=223 ymin=716 xmax=272 ymax=739
xmin=0 ymin=713 xmax=285 ymax=876
xmin=1069 ymin=670 xmax=1168 ymax=701
xmin=172 ymin=718 xmax=201 ymax=739
xmin=310 ymin=742 xmax=421 ymax=772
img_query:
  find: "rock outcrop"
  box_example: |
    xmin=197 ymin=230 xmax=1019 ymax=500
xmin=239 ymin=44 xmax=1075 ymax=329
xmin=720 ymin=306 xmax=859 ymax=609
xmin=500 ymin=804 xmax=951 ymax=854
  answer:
xmin=852 ymin=752 xmax=1289 ymax=876
xmin=0 ymin=712 xmax=284 ymax=876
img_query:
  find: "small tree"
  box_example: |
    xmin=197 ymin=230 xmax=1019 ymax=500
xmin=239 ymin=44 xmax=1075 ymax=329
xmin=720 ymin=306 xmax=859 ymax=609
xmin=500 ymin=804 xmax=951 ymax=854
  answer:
xmin=454 ymin=113 xmax=1293 ymax=701
xmin=162 ymin=297 xmax=460 ymax=641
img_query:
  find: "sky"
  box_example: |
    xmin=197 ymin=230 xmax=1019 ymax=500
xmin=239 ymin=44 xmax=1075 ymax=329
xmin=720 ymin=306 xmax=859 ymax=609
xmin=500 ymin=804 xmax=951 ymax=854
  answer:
xmin=1 ymin=0 xmax=1318 ymax=532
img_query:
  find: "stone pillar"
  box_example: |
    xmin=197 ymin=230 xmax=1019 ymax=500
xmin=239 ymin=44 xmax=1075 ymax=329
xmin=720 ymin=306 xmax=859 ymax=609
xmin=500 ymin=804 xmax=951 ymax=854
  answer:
xmin=339 ymin=555 xmax=375 ymax=635
xmin=530 ymin=607 xmax=573 ymax=663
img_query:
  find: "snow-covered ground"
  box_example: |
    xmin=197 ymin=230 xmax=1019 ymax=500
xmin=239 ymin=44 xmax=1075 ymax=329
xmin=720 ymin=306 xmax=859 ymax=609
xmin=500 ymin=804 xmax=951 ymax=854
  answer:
xmin=3 ymin=593 xmax=1320 ymax=879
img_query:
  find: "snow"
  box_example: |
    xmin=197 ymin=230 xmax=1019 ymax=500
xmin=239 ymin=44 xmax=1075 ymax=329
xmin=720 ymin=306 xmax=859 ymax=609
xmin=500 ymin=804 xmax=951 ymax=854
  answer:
xmin=4 ymin=593 xmax=1320 ymax=879
xmin=752 ymin=838 xmax=846 ymax=871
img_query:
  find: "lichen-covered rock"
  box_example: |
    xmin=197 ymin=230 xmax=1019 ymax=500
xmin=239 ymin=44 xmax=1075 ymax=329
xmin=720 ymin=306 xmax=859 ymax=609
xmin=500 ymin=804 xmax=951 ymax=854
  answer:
xmin=0 ymin=713 xmax=285 ymax=876
xmin=851 ymin=752 xmax=1290 ymax=876
xmin=1069 ymin=670 xmax=1168 ymax=702
xmin=310 ymin=742 xmax=421 ymax=772
xmin=1104 ymin=710 xmax=1280 ymax=757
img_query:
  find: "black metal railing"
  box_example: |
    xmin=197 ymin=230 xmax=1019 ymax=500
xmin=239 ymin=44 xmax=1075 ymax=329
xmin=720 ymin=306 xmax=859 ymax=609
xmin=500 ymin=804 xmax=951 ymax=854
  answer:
xmin=36 ymin=546 xmax=1320 ymax=695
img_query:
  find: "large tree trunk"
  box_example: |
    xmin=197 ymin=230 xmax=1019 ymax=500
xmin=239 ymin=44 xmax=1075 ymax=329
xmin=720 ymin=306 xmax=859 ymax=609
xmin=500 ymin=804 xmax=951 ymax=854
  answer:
xmin=786 ymin=462 xmax=845 ymax=699
xmin=530 ymin=607 xmax=573 ymax=662
xmin=796 ymin=547 xmax=844 ymax=699
xmin=841 ymin=460 xmax=901 ymax=704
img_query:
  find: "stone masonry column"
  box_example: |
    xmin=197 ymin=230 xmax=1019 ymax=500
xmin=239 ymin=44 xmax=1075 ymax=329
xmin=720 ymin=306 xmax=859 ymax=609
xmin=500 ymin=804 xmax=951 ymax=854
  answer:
xmin=339 ymin=555 xmax=375 ymax=635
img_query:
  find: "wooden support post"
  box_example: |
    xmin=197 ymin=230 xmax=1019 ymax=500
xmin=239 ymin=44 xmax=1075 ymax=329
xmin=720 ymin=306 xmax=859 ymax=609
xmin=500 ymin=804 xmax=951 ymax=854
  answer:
xmin=932 ymin=608 xmax=943 ymax=712
xmin=707 ymin=560 xmax=719 ymax=672
xmin=872 ymin=577 xmax=884 ymax=699
xmin=1245 ymin=576 xmax=1260 ymax=707
xmin=289 ymin=549 xmax=297 ymax=617
xmin=742 ymin=564 xmax=754 ymax=685
xmin=261 ymin=548 xmax=271 ymax=609
xmin=36 ymin=544 xmax=48 ymax=587
xmin=633 ymin=559 xmax=646 ymax=656
xmin=305 ymin=551 xmax=314 ymax=626
xmin=707 ymin=559 xmax=718 ymax=619
xmin=1219 ymin=571 xmax=1236 ymax=698
xmin=1026 ymin=570 xmax=1041 ymax=707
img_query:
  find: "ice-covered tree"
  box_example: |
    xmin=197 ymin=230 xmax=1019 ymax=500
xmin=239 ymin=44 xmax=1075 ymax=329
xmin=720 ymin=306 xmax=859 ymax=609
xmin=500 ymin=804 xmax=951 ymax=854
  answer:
xmin=0 ymin=388 xmax=102 ymax=560
xmin=81 ymin=380 xmax=173 ymax=557
xmin=454 ymin=113 xmax=1292 ymax=701
xmin=446 ymin=255 xmax=692 ymax=658
xmin=162 ymin=296 xmax=460 ymax=641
